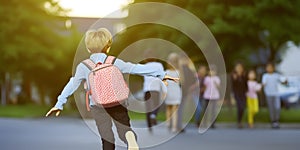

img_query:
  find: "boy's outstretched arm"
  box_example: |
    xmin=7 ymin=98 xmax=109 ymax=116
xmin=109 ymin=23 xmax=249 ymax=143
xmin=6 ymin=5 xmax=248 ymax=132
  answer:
xmin=45 ymin=64 xmax=86 ymax=117
xmin=115 ymin=59 xmax=179 ymax=82
xmin=115 ymin=59 xmax=165 ymax=79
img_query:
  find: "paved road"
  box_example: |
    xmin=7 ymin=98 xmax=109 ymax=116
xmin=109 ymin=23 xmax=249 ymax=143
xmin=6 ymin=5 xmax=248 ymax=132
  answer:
xmin=0 ymin=118 xmax=299 ymax=150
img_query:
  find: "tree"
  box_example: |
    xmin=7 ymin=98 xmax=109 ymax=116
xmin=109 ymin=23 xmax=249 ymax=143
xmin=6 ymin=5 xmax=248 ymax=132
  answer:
xmin=114 ymin=0 xmax=300 ymax=70
xmin=0 ymin=0 xmax=80 ymax=105
xmin=194 ymin=0 xmax=300 ymax=67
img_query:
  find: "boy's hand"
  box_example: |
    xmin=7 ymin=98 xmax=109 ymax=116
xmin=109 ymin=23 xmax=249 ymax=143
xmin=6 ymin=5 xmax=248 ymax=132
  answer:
xmin=163 ymin=75 xmax=180 ymax=83
xmin=45 ymin=107 xmax=62 ymax=117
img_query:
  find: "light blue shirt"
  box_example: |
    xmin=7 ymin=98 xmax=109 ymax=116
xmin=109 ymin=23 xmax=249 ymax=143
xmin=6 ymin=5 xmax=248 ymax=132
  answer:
xmin=54 ymin=53 xmax=166 ymax=110
xmin=143 ymin=62 xmax=165 ymax=91
xmin=143 ymin=62 xmax=167 ymax=99
xmin=262 ymin=72 xmax=283 ymax=96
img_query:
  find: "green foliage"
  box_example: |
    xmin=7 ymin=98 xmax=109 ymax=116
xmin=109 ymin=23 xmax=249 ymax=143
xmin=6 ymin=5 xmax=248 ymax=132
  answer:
xmin=0 ymin=0 xmax=81 ymax=104
xmin=118 ymin=0 xmax=300 ymax=70
xmin=0 ymin=104 xmax=50 ymax=118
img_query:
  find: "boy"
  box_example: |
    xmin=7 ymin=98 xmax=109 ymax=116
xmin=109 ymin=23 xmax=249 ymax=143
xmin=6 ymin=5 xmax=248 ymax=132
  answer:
xmin=262 ymin=63 xmax=286 ymax=129
xmin=45 ymin=28 xmax=176 ymax=150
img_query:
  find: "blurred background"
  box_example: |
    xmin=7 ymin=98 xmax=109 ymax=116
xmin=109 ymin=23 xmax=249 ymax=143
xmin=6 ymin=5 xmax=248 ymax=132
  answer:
xmin=0 ymin=0 xmax=300 ymax=122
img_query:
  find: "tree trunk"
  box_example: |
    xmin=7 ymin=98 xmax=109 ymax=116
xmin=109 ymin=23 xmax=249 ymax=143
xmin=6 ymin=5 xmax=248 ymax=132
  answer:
xmin=268 ymin=47 xmax=276 ymax=63
xmin=39 ymin=86 xmax=46 ymax=106
xmin=1 ymin=73 xmax=11 ymax=105
xmin=1 ymin=83 xmax=6 ymax=106
xmin=22 ymin=75 xmax=32 ymax=104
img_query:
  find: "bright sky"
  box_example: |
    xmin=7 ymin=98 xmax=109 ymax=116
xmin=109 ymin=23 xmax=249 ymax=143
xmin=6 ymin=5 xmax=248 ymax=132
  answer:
xmin=58 ymin=0 xmax=131 ymax=18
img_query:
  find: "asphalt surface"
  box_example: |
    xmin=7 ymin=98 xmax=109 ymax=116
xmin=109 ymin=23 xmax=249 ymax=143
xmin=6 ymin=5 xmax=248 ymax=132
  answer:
xmin=0 ymin=117 xmax=299 ymax=150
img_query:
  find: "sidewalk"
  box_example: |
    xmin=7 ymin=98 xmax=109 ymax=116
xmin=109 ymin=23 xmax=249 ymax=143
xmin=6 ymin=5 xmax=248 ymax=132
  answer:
xmin=1 ymin=117 xmax=300 ymax=150
xmin=190 ymin=122 xmax=300 ymax=129
xmin=127 ymin=119 xmax=300 ymax=130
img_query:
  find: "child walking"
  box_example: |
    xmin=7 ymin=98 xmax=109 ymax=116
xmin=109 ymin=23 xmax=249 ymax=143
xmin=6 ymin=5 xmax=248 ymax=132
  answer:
xmin=202 ymin=65 xmax=220 ymax=128
xmin=164 ymin=53 xmax=182 ymax=133
xmin=262 ymin=63 xmax=287 ymax=129
xmin=195 ymin=65 xmax=207 ymax=127
xmin=45 ymin=28 xmax=176 ymax=150
xmin=246 ymin=70 xmax=262 ymax=128
xmin=143 ymin=59 xmax=167 ymax=132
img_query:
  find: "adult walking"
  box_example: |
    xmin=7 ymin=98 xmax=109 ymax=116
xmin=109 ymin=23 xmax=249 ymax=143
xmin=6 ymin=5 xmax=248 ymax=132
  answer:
xmin=164 ymin=53 xmax=182 ymax=132
xmin=231 ymin=62 xmax=248 ymax=128
xmin=177 ymin=55 xmax=197 ymax=132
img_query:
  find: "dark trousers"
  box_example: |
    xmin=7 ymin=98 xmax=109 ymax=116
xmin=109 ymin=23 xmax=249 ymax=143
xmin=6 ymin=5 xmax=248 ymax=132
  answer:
xmin=144 ymin=91 xmax=160 ymax=128
xmin=234 ymin=94 xmax=246 ymax=124
xmin=194 ymin=97 xmax=204 ymax=125
xmin=202 ymin=100 xmax=218 ymax=127
xmin=91 ymin=104 xmax=135 ymax=150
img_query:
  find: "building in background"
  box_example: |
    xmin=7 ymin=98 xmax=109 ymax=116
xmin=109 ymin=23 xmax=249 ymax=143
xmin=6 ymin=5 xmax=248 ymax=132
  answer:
xmin=65 ymin=17 xmax=126 ymax=35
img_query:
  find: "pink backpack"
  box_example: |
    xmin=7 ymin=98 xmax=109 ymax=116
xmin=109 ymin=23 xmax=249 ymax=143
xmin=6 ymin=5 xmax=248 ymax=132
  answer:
xmin=82 ymin=56 xmax=129 ymax=111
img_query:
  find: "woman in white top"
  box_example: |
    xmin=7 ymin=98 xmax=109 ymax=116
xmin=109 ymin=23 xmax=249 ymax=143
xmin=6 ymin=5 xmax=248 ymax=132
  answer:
xmin=164 ymin=53 xmax=182 ymax=132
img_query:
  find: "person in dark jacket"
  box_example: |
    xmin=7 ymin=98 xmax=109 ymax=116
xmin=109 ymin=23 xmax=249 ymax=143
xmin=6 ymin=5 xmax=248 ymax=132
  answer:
xmin=231 ymin=62 xmax=248 ymax=128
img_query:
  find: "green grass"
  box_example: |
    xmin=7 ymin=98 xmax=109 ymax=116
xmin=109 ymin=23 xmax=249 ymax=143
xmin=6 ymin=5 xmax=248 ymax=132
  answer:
xmin=0 ymin=104 xmax=78 ymax=118
xmin=279 ymin=108 xmax=300 ymax=123
xmin=216 ymin=107 xmax=300 ymax=123
xmin=128 ymin=107 xmax=300 ymax=123
xmin=1 ymin=104 xmax=300 ymax=123
xmin=128 ymin=111 xmax=166 ymax=121
xmin=0 ymin=104 xmax=49 ymax=118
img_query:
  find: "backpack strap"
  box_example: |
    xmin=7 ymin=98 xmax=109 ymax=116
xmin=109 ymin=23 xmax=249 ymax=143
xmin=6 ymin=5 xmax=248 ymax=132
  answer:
xmin=85 ymin=90 xmax=91 ymax=111
xmin=104 ymin=56 xmax=116 ymax=65
xmin=82 ymin=59 xmax=96 ymax=71
xmin=81 ymin=59 xmax=96 ymax=112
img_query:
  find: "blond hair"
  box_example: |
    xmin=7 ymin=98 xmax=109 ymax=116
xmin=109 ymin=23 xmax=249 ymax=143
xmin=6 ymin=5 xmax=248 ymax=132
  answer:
xmin=85 ymin=28 xmax=112 ymax=53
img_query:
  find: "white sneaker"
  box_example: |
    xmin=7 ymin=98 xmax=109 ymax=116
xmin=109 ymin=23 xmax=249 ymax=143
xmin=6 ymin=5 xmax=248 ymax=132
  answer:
xmin=125 ymin=131 xmax=139 ymax=150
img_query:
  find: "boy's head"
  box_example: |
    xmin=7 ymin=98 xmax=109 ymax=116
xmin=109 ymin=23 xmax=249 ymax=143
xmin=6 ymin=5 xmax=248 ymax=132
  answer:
xmin=85 ymin=28 xmax=112 ymax=54
xmin=266 ymin=62 xmax=275 ymax=73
